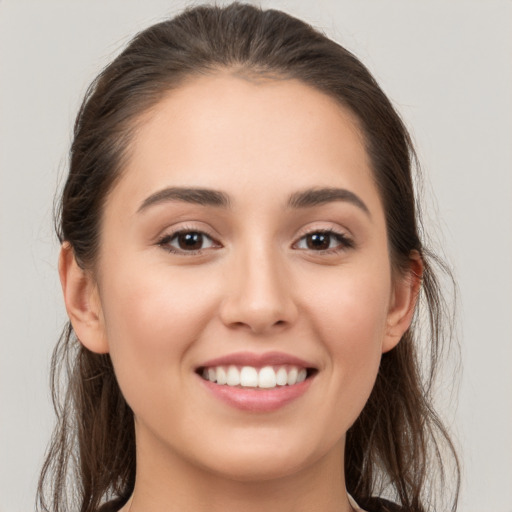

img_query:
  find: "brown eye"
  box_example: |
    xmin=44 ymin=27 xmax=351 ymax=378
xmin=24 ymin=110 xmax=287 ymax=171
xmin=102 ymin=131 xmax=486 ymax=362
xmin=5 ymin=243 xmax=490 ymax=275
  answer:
xmin=175 ymin=232 xmax=204 ymax=250
xmin=295 ymin=231 xmax=353 ymax=252
xmin=306 ymin=233 xmax=330 ymax=250
xmin=160 ymin=231 xmax=217 ymax=253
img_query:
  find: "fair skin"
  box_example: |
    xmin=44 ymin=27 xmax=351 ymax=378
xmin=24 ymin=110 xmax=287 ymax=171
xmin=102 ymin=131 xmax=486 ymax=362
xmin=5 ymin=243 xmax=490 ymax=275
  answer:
xmin=60 ymin=73 xmax=421 ymax=512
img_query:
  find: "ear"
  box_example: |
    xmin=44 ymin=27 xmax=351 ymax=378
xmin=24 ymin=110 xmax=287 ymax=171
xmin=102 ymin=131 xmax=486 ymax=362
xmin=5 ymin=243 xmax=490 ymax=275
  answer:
xmin=59 ymin=242 xmax=109 ymax=354
xmin=382 ymin=251 xmax=423 ymax=353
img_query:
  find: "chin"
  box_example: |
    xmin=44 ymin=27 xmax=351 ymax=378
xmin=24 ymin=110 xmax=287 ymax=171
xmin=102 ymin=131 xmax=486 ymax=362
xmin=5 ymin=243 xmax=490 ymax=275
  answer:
xmin=203 ymin=452 xmax=310 ymax=483
xmin=189 ymin=432 xmax=335 ymax=483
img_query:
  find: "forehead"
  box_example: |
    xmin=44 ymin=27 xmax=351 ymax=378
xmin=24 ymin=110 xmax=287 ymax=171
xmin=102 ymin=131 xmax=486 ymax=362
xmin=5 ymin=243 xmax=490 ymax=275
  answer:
xmin=113 ymin=72 xmax=380 ymax=214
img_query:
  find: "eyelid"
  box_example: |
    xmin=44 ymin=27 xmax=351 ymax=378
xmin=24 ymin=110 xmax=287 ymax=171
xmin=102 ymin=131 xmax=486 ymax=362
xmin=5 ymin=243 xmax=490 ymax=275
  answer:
xmin=154 ymin=221 xmax=354 ymax=256
xmin=156 ymin=223 xmax=222 ymax=255
xmin=292 ymin=224 xmax=355 ymax=253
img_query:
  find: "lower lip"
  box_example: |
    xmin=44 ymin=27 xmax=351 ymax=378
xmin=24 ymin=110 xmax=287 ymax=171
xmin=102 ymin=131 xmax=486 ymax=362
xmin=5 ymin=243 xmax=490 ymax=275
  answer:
xmin=198 ymin=375 xmax=314 ymax=412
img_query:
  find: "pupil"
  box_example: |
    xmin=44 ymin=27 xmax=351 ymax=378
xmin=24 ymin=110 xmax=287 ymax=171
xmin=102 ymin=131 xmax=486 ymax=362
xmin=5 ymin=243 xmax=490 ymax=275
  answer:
xmin=308 ymin=233 xmax=329 ymax=250
xmin=178 ymin=232 xmax=202 ymax=250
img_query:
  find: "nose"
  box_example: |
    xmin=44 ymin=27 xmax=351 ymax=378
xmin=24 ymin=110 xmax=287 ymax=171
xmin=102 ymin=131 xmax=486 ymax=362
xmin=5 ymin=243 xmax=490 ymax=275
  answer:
xmin=219 ymin=244 xmax=298 ymax=335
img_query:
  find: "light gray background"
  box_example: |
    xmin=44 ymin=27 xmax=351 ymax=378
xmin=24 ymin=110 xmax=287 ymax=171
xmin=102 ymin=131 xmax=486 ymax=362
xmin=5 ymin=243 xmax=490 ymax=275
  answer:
xmin=1 ymin=1 xmax=511 ymax=511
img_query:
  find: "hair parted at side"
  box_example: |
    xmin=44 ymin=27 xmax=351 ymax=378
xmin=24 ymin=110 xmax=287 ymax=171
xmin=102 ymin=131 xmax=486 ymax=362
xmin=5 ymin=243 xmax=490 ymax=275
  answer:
xmin=38 ymin=3 xmax=460 ymax=512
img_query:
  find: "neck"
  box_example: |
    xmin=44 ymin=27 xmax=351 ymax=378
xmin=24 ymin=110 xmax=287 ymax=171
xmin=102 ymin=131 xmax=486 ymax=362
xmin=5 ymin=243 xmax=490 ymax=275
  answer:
xmin=123 ymin=430 xmax=353 ymax=512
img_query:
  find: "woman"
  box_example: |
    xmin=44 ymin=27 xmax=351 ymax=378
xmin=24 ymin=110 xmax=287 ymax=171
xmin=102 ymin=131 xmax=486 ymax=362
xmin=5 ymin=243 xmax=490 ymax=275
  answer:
xmin=38 ymin=3 xmax=459 ymax=512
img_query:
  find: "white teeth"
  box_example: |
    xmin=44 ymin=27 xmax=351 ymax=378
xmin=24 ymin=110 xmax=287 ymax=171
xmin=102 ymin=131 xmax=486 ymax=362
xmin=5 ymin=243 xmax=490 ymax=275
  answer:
xmin=216 ymin=367 xmax=227 ymax=385
xmin=226 ymin=365 xmax=240 ymax=386
xmin=258 ymin=366 xmax=277 ymax=388
xmin=240 ymin=366 xmax=258 ymax=387
xmin=276 ymin=367 xmax=288 ymax=386
xmin=201 ymin=365 xmax=310 ymax=389
xmin=287 ymin=367 xmax=298 ymax=385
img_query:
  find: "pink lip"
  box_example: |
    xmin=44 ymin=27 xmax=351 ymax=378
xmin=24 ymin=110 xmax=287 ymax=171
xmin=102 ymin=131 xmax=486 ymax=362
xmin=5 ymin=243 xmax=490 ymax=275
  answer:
xmin=196 ymin=351 xmax=317 ymax=413
xmin=198 ymin=376 xmax=314 ymax=412
xmin=198 ymin=351 xmax=315 ymax=370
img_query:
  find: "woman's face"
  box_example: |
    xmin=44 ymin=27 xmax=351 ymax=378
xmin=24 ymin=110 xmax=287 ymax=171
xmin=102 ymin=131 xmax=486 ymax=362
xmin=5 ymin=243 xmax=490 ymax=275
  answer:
xmin=78 ymin=73 xmax=415 ymax=482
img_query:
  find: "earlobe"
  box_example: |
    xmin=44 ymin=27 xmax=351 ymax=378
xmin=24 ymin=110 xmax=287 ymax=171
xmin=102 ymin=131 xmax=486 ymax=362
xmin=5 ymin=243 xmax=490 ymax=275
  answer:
xmin=59 ymin=242 xmax=109 ymax=354
xmin=382 ymin=251 xmax=423 ymax=353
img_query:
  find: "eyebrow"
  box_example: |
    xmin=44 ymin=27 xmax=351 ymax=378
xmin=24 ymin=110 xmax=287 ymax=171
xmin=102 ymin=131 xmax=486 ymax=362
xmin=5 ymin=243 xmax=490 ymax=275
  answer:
xmin=137 ymin=187 xmax=231 ymax=212
xmin=137 ymin=185 xmax=369 ymax=216
xmin=287 ymin=187 xmax=370 ymax=216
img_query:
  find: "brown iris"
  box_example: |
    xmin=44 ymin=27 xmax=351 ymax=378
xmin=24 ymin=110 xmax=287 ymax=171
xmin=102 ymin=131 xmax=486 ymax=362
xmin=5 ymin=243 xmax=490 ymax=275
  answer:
xmin=176 ymin=232 xmax=204 ymax=250
xmin=306 ymin=232 xmax=331 ymax=250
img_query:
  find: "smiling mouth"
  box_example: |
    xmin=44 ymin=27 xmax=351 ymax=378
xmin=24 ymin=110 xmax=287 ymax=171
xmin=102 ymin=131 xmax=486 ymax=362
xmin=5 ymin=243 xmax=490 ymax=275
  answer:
xmin=197 ymin=365 xmax=317 ymax=390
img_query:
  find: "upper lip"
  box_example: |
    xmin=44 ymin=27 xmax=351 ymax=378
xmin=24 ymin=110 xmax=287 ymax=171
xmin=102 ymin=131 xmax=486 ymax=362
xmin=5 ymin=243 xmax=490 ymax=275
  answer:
xmin=197 ymin=351 xmax=316 ymax=370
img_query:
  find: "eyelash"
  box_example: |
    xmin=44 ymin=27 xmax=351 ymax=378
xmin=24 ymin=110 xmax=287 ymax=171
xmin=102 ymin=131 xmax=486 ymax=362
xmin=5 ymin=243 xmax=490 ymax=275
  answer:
xmin=157 ymin=228 xmax=354 ymax=255
xmin=292 ymin=230 xmax=354 ymax=253
xmin=157 ymin=228 xmax=220 ymax=255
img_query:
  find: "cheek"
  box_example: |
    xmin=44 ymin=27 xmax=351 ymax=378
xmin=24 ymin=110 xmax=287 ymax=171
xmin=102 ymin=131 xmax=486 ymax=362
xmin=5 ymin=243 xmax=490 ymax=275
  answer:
xmin=98 ymin=262 xmax=219 ymax=381
xmin=304 ymin=261 xmax=391 ymax=346
xmin=96 ymin=263 xmax=225 ymax=438
xmin=302 ymin=263 xmax=391 ymax=408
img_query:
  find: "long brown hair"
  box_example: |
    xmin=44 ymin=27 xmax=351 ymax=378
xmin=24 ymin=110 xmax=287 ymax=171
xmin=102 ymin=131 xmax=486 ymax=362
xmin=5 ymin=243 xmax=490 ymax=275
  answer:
xmin=38 ymin=3 xmax=460 ymax=511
